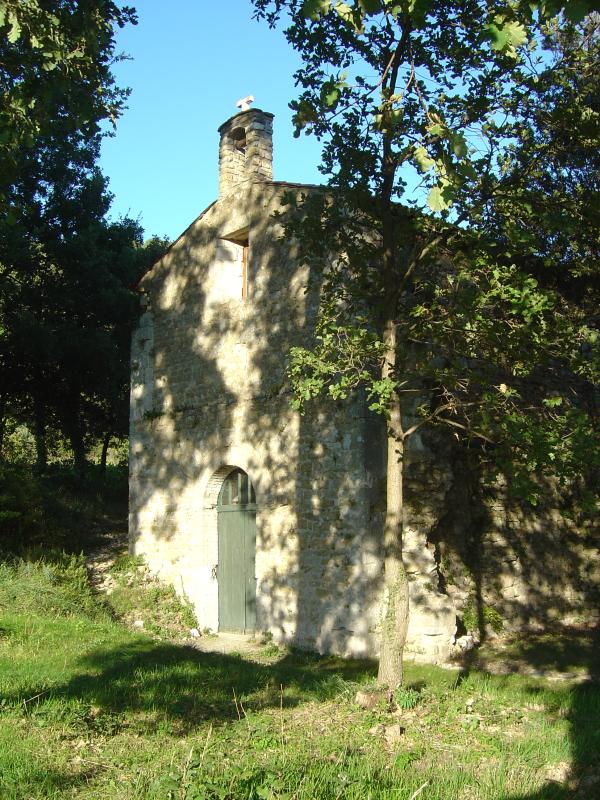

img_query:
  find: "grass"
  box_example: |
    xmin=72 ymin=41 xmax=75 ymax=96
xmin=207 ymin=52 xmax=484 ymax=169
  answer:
xmin=0 ymin=557 xmax=599 ymax=799
xmin=102 ymin=553 xmax=199 ymax=639
xmin=473 ymin=629 xmax=600 ymax=679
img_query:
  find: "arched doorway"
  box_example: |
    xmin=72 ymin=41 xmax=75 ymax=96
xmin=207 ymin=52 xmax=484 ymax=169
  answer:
xmin=217 ymin=468 xmax=257 ymax=632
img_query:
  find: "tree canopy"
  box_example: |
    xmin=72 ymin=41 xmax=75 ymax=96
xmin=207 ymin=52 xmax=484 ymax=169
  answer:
xmin=0 ymin=1 xmax=168 ymax=474
xmin=0 ymin=0 xmax=136 ymax=203
xmin=253 ymin=0 xmax=600 ymax=686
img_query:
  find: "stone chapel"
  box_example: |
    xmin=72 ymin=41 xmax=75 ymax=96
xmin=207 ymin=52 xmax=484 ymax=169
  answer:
xmin=129 ymin=107 xmax=599 ymax=664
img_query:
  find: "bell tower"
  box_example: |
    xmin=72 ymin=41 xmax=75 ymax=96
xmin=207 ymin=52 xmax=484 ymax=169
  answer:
xmin=218 ymin=104 xmax=274 ymax=197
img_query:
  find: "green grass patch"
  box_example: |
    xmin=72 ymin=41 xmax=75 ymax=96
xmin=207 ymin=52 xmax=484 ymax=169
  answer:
xmin=104 ymin=553 xmax=199 ymax=639
xmin=0 ymin=556 xmax=599 ymax=799
xmin=0 ymin=552 xmax=100 ymax=618
xmin=485 ymin=629 xmax=600 ymax=676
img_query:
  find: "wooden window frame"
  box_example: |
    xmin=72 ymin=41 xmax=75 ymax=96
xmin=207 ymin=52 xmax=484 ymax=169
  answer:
xmin=242 ymin=244 xmax=248 ymax=300
xmin=221 ymin=227 xmax=250 ymax=301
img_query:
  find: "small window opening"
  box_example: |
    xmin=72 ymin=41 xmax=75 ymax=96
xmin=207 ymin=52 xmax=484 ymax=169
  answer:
xmin=220 ymin=228 xmax=249 ymax=300
xmin=230 ymin=127 xmax=247 ymax=154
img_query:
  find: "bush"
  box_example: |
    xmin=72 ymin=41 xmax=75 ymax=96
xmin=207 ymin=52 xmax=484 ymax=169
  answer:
xmin=0 ymin=422 xmax=37 ymax=463
xmin=0 ymin=463 xmax=46 ymax=549
xmin=0 ymin=463 xmax=128 ymax=554
xmin=393 ymin=685 xmax=422 ymax=710
xmin=462 ymin=600 xmax=504 ymax=634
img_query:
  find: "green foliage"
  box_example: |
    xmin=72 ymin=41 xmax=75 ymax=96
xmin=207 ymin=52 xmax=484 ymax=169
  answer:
xmin=393 ymin=685 xmax=422 ymax=709
xmin=254 ymin=0 xmax=600 ymax=689
xmin=0 ymin=152 xmax=169 ymax=473
xmin=255 ymin=0 xmax=600 ymax=513
xmin=0 ymin=0 xmax=136 ymax=201
xmin=288 ymin=310 xmax=387 ymax=411
xmin=0 ymin=463 xmax=45 ymax=546
xmin=0 ymin=463 xmax=127 ymax=553
xmin=0 ymin=0 xmax=168 ymax=475
xmin=462 ymin=601 xmax=504 ymax=634
xmin=0 ymin=420 xmax=36 ymax=463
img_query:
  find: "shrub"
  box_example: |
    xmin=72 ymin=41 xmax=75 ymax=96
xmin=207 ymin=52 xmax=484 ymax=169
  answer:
xmin=0 ymin=463 xmax=128 ymax=554
xmin=0 ymin=464 xmax=46 ymax=550
xmin=394 ymin=686 xmax=422 ymax=710
xmin=462 ymin=601 xmax=504 ymax=634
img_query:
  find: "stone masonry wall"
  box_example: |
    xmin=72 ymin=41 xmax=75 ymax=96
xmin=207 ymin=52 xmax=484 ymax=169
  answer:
xmin=130 ymin=181 xmax=394 ymax=658
xmin=422 ymin=436 xmax=600 ymax=640
xmin=218 ymin=109 xmax=273 ymax=198
xmin=130 ymin=178 xmax=599 ymax=665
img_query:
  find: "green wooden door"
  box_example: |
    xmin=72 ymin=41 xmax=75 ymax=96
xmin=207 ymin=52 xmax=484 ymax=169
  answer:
xmin=217 ymin=469 xmax=257 ymax=632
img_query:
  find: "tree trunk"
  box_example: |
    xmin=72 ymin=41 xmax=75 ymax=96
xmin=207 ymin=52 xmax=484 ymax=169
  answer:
xmin=0 ymin=396 xmax=6 ymax=460
xmin=34 ymin=398 xmax=48 ymax=473
xmin=70 ymin=427 xmax=86 ymax=477
xmin=66 ymin=403 xmax=86 ymax=476
xmin=377 ymin=318 xmax=410 ymax=689
xmin=375 ymin=30 xmax=412 ymax=688
xmin=100 ymin=431 xmax=111 ymax=475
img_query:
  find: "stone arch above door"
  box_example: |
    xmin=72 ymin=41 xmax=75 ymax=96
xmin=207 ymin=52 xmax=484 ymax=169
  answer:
xmin=203 ymin=465 xmax=239 ymax=511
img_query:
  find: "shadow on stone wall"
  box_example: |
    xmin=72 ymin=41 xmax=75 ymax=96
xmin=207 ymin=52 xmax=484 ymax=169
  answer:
xmin=427 ymin=436 xmax=600 ymax=645
xmin=129 ymin=215 xmax=236 ymax=552
xmin=131 ymin=187 xmax=386 ymax=655
xmin=131 ymin=184 xmax=598 ymax=666
xmin=231 ymin=197 xmax=385 ymax=655
xmin=231 ymin=193 xmax=454 ymax=658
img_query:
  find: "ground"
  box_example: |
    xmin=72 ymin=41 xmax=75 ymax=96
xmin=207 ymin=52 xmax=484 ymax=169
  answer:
xmin=0 ymin=508 xmax=598 ymax=799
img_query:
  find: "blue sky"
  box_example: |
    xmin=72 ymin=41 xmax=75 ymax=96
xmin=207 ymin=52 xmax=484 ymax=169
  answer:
xmin=100 ymin=0 xmax=324 ymax=241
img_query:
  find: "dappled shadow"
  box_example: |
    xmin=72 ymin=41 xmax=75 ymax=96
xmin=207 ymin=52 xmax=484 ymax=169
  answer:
xmin=129 ymin=208 xmax=236 ymax=541
xmin=129 ymin=205 xmax=242 ymax=622
xmin=129 ymin=133 xmax=598 ymax=667
xmin=507 ymin=629 xmax=600 ymax=674
xmin=468 ymin=626 xmax=600 ymax=679
xmin=129 ymin=178 xmax=416 ymax=657
xmin=452 ymin=624 xmax=600 ymax=798
xmin=5 ymin=639 xmax=376 ymax=735
xmin=237 ymin=201 xmax=389 ymax=657
xmin=508 ymin=625 xmax=600 ymax=798
xmin=427 ymin=437 xmax=600 ymax=651
xmin=0 ymin=763 xmax=101 ymax=800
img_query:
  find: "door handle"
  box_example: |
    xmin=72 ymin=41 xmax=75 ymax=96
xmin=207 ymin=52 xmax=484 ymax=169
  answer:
xmin=211 ymin=564 xmax=218 ymax=580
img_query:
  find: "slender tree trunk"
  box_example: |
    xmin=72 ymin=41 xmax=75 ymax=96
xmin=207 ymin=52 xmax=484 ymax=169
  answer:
xmin=100 ymin=431 xmax=111 ymax=475
xmin=373 ymin=24 xmax=413 ymax=688
xmin=377 ymin=81 xmax=410 ymax=687
xmin=34 ymin=398 xmax=48 ymax=473
xmin=70 ymin=427 xmax=86 ymax=476
xmin=0 ymin=396 xmax=6 ymax=460
xmin=377 ymin=318 xmax=410 ymax=689
xmin=67 ymin=398 xmax=87 ymax=476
